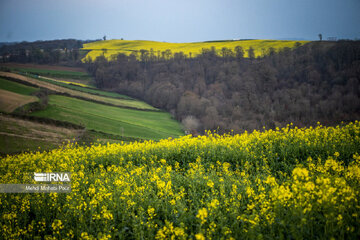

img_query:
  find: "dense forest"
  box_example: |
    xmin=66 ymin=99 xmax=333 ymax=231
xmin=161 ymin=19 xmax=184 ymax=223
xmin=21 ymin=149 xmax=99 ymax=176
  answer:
xmin=85 ymin=41 xmax=360 ymax=134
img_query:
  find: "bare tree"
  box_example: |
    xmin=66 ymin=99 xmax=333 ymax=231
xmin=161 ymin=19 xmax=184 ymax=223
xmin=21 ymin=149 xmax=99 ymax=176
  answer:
xmin=182 ymin=115 xmax=200 ymax=135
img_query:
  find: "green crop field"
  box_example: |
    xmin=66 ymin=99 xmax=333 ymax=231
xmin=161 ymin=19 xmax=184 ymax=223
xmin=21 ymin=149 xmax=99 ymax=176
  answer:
xmin=12 ymin=67 xmax=92 ymax=81
xmin=0 ymin=77 xmax=39 ymax=95
xmin=83 ymin=39 xmax=310 ymax=61
xmin=1 ymin=63 xmax=96 ymax=87
xmin=31 ymin=95 xmax=184 ymax=140
xmin=37 ymin=76 xmax=133 ymax=99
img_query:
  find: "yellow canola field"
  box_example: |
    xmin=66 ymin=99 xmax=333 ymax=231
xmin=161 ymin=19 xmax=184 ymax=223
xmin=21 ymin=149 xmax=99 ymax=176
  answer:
xmin=1 ymin=121 xmax=359 ymax=239
xmin=82 ymin=39 xmax=309 ymax=61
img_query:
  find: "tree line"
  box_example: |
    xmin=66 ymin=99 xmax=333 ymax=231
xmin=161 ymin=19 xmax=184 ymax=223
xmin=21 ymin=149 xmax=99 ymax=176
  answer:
xmin=0 ymin=39 xmax=93 ymax=64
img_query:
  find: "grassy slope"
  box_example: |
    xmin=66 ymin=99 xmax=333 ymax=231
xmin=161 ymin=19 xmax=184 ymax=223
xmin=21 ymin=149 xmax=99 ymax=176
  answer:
xmin=37 ymin=76 xmax=133 ymax=99
xmin=2 ymin=64 xmax=132 ymax=99
xmin=11 ymin=67 xmax=91 ymax=80
xmin=0 ymin=72 xmax=156 ymax=110
xmin=1 ymin=63 xmax=96 ymax=87
xmin=83 ymin=39 xmax=310 ymax=60
xmin=0 ymin=77 xmax=40 ymax=112
xmin=0 ymin=77 xmax=39 ymax=95
xmin=0 ymin=114 xmax=80 ymax=155
xmin=0 ymin=89 xmax=38 ymax=113
xmin=31 ymin=95 xmax=184 ymax=140
xmin=0 ymin=70 xmax=184 ymax=153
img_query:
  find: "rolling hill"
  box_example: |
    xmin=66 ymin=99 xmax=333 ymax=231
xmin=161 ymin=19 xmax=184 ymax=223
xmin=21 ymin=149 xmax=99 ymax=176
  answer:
xmin=82 ymin=39 xmax=309 ymax=61
xmin=0 ymin=65 xmax=184 ymax=154
xmin=0 ymin=77 xmax=39 ymax=113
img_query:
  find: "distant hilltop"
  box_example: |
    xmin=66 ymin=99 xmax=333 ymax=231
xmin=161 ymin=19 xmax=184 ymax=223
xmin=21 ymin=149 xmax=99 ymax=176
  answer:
xmin=82 ymin=39 xmax=310 ymax=61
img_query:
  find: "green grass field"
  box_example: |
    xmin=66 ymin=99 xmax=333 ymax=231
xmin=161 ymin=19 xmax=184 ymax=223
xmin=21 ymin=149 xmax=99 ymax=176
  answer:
xmin=83 ymin=39 xmax=310 ymax=61
xmin=0 ymin=70 xmax=184 ymax=154
xmin=31 ymin=95 xmax=184 ymax=140
xmin=0 ymin=77 xmax=39 ymax=95
xmin=12 ymin=67 xmax=92 ymax=81
xmin=37 ymin=76 xmax=133 ymax=99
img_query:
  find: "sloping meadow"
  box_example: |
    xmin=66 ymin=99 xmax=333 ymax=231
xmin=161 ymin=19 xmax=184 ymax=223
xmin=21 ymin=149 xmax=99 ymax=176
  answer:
xmin=1 ymin=122 xmax=360 ymax=239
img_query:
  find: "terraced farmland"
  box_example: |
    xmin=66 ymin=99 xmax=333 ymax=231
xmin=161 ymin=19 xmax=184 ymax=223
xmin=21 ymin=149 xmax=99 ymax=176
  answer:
xmin=0 ymin=66 xmax=184 ymax=154
xmin=0 ymin=72 xmax=156 ymax=110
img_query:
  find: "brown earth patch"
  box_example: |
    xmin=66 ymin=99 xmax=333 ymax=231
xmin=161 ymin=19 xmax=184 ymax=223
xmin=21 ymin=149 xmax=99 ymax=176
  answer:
xmin=0 ymin=89 xmax=38 ymax=112
xmin=0 ymin=114 xmax=82 ymax=142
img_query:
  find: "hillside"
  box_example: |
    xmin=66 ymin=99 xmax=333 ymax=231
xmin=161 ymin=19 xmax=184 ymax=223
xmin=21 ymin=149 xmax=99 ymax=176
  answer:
xmin=31 ymin=95 xmax=184 ymax=140
xmin=1 ymin=121 xmax=359 ymax=239
xmin=0 ymin=114 xmax=83 ymax=155
xmin=86 ymin=40 xmax=360 ymax=134
xmin=82 ymin=39 xmax=309 ymax=61
xmin=0 ymin=72 xmax=157 ymax=110
xmin=0 ymin=65 xmax=184 ymax=154
xmin=0 ymin=89 xmax=38 ymax=113
xmin=0 ymin=77 xmax=39 ymax=113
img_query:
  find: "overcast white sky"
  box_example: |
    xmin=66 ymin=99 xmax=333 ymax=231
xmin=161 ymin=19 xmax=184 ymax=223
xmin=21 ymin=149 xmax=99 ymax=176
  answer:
xmin=0 ymin=0 xmax=359 ymax=42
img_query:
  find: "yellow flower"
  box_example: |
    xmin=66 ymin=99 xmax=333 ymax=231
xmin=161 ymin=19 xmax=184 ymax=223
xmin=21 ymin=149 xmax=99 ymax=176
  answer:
xmin=292 ymin=167 xmax=309 ymax=181
xmin=195 ymin=233 xmax=205 ymax=240
xmin=207 ymin=180 xmax=214 ymax=188
xmin=51 ymin=219 xmax=63 ymax=232
xmin=196 ymin=208 xmax=208 ymax=224
xmin=209 ymin=199 xmax=220 ymax=209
